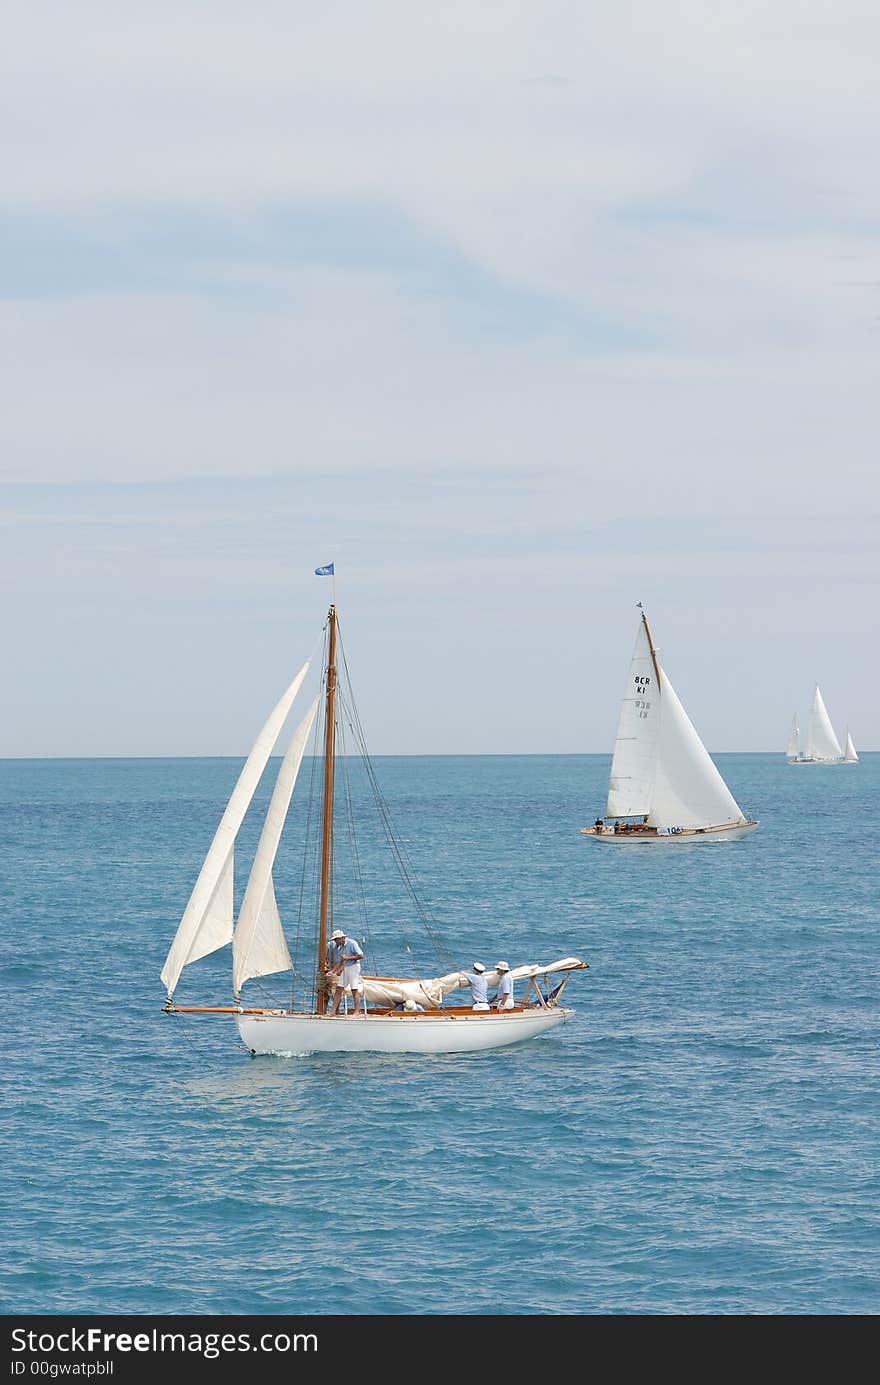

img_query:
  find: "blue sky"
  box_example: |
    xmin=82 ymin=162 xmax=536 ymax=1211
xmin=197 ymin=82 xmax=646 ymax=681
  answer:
xmin=2 ymin=1 xmax=878 ymax=755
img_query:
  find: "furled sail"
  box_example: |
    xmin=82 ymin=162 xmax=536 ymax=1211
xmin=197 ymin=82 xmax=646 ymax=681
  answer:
xmin=786 ymin=716 xmax=799 ymax=760
xmin=805 ymin=685 xmax=842 ymax=762
xmin=160 ymin=660 xmax=310 ymax=997
xmin=649 ymin=669 xmax=745 ymax=828
xmin=233 ymin=695 xmax=320 ymax=997
xmin=606 ymin=620 xmax=660 ymax=818
xmin=843 ymin=729 xmax=858 ymax=763
xmin=352 ymin=957 xmax=588 ymax=1009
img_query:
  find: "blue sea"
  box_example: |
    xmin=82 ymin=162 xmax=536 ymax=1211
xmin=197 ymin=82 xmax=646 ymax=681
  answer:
xmin=1 ymin=753 xmax=878 ymax=1316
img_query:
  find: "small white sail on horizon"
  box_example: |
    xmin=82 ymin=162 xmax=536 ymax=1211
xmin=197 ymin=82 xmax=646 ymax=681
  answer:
xmin=587 ymin=608 xmax=757 ymax=842
xmin=843 ymin=728 xmax=859 ymax=763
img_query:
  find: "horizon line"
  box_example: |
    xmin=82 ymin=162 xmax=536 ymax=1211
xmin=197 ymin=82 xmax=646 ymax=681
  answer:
xmin=2 ymin=749 xmax=872 ymax=763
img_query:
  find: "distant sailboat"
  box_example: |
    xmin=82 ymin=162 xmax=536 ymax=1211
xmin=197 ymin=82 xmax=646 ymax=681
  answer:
xmin=786 ymin=716 xmax=800 ymax=762
xmin=582 ymin=607 xmax=757 ymax=843
xmin=787 ymin=686 xmax=854 ymax=765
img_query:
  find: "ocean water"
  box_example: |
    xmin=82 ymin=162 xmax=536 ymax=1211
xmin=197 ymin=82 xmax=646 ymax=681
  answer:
xmin=1 ymin=752 xmax=878 ymax=1316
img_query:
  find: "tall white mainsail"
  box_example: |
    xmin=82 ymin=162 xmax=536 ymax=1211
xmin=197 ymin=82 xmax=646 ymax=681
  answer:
xmin=786 ymin=716 xmax=800 ymax=760
xmin=649 ymin=669 xmax=746 ymax=829
xmin=233 ymin=695 xmax=320 ymax=998
xmin=606 ymin=619 xmax=660 ymax=819
xmin=160 ymin=661 xmax=310 ymax=997
xmin=805 ymin=685 xmax=842 ymax=762
xmin=843 ymin=729 xmax=859 ymax=763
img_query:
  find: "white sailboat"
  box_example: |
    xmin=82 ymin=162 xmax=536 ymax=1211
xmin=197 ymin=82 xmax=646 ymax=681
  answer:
xmin=787 ymin=686 xmax=854 ymax=764
xmin=581 ymin=606 xmax=757 ymax=843
xmin=786 ymin=715 xmax=800 ymax=762
xmin=161 ymin=599 xmax=588 ymax=1055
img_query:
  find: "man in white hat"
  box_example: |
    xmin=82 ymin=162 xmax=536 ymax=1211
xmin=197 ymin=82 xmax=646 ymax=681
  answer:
xmin=461 ymin=962 xmax=490 ymax=1011
xmin=493 ymin=961 xmax=514 ymax=1010
xmin=326 ymin=928 xmax=365 ymax=1016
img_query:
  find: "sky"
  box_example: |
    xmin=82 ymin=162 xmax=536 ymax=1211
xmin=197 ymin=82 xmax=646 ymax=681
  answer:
xmin=2 ymin=0 xmax=878 ymax=756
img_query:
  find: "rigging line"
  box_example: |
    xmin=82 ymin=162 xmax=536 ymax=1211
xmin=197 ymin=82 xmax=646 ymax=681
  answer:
xmin=246 ymin=974 xmax=292 ymax=1009
xmin=335 ymin=699 xmax=378 ymax=977
xmin=344 ymin=699 xmax=452 ymax=970
xmin=333 ymin=673 xmax=424 ymax=975
xmin=335 ymin=626 xmax=455 ymax=973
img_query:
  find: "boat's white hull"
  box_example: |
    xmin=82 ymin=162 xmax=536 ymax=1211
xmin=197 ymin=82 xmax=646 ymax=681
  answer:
xmin=581 ymin=820 xmax=759 ymax=844
xmin=235 ymin=1006 xmax=571 ymax=1055
xmin=787 ymin=757 xmax=848 ymax=765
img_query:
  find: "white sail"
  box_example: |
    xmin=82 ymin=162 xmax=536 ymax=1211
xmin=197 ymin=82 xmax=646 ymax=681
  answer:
xmin=786 ymin=715 xmax=799 ymax=760
xmin=649 ymin=668 xmax=745 ymax=829
xmin=160 ymin=660 xmax=310 ymax=997
xmin=606 ymin=619 xmax=660 ymax=818
xmin=173 ymin=844 xmax=234 ymax=968
xmin=843 ymin=729 xmax=858 ymax=763
xmin=233 ymin=695 xmax=320 ymax=996
xmin=805 ymin=685 xmax=842 ymax=761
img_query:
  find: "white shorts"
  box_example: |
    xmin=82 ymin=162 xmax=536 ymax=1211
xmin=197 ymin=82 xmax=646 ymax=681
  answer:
xmin=472 ymin=1001 xmax=490 ymax=1011
xmin=496 ymin=996 xmax=514 ymax=1011
xmin=342 ymin=962 xmax=363 ymax=992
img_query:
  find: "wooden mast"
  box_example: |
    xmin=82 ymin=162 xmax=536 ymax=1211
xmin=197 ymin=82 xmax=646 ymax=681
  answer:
xmin=316 ymin=604 xmax=337 ymax=1013
xmin=639 ymin=605 xmax=662 ymax=690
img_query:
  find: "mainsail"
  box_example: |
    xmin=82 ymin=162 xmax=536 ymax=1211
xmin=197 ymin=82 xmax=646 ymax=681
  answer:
xmin=160 ymin=660 xmax=310 ymax=997
xmin=606 ymin=619 xmax=660 ymax=818
xmin=232 ymin=694 xmax=320 ymax=998
xmin=805 ymin=685 xmax=842 ymax=762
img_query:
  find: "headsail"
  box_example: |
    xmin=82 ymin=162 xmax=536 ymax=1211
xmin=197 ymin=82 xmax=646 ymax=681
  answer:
xmin=606 ymin=619 xmax=660 ymax=818
xmin=805 ymin=685 xmax=842 ymax=762
xmin=786 ymin=715 xmax=799 ymax=760
xmin=233 ymin=695 xmax=320 ymax=997
xmin=160 ymin=660 xmax=310 ymax=997
xmin=843 ymin=729 xmax=858 ymax=763
xmin=649 ymin=668 xmax=745 ymax=829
